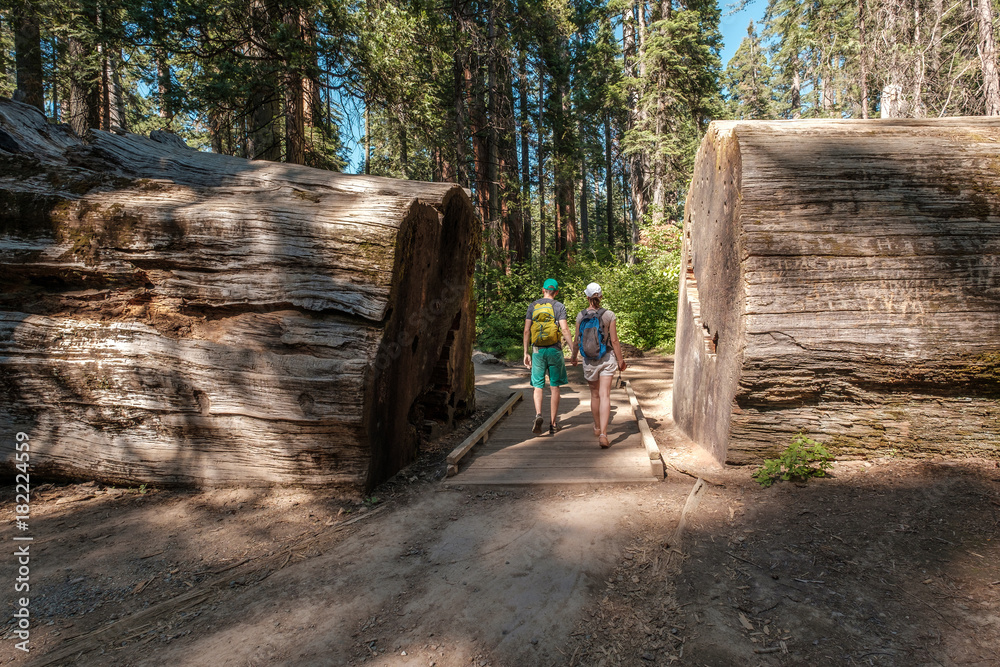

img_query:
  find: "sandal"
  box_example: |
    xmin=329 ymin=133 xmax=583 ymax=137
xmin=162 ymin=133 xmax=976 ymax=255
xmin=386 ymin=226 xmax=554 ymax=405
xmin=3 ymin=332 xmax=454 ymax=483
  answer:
xmin=593 ymin=425 xmax=601 ymax=436
xmin=598 ymin=434 xmax=610 ymax=449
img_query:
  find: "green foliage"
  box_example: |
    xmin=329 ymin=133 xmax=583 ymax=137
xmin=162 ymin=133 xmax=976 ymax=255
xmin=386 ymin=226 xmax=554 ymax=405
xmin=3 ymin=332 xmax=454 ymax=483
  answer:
xmin=752 ymin=434 xmax=835 ymax=488
xmin=475 ymin=228 xmax=682 ymax=361
xmin=722 ymin=21 xmax=776 ymax=120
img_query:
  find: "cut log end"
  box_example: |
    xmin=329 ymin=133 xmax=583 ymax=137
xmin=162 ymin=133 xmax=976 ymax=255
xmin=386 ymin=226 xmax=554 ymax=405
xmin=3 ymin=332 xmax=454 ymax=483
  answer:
xmin=0 ymin=98 xmax=480 ymax=492
xmin=674 ymin=118 xmax=1000 ymax=464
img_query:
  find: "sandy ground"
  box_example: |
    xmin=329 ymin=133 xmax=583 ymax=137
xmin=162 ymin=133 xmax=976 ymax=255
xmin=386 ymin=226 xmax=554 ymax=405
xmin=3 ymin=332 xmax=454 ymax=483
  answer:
xmin=1 ymin=354 xmax=999 ymax=666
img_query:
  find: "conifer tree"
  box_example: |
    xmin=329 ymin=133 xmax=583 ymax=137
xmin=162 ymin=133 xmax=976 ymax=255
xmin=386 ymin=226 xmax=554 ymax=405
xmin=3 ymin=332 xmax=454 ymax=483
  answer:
xmin=723 ymin=21 xmax=775 ymax=119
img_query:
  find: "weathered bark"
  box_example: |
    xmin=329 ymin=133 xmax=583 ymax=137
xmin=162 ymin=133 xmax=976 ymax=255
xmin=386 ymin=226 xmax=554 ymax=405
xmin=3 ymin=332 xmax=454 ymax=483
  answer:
xmin=674 ymin=118 xmax=1000 ymax=464
xmin=0 ymin=99 xmax=479 ymax=491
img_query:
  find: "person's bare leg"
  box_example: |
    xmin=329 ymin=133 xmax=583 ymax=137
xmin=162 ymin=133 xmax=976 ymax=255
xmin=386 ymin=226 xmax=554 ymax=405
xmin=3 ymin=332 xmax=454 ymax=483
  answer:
xmin=599 ymin=374 xmax=613 ymax=436
xmin=589 ymin=380 xmax=601 ymax=434
xmin=550 ymin=386 xmax=561 ymax=425
xmin=534 ymin=387 xmax=544 ymax=415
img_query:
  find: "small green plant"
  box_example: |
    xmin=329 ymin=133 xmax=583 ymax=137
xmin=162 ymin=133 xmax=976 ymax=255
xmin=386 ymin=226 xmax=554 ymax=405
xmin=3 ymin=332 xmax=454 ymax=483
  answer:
xmin=363 ymin=495 xmax=381 ymax=507
xmin=753 ymin=434 xmax=835 ymax=488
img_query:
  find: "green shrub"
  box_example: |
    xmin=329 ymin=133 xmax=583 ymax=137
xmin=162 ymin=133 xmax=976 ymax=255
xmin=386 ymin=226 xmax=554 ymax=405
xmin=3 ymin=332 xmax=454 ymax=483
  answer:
xmin=474 ymin=238 xmax=682 ymax=359
xmin=752 ymin=434 xmax=835 ymax=488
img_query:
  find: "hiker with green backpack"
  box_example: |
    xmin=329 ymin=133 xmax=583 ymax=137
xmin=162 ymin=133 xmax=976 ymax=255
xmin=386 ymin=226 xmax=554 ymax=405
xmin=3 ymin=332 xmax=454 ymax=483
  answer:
xmin=571 ymin=282 xmax=627 ymax=449
xmin=523 ymin=278 xmax=577 ymax=435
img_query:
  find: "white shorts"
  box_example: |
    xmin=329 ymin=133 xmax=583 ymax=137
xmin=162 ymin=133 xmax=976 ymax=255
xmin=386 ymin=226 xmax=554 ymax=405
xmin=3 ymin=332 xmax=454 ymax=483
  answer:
xmin=582 ymin=354 xmax=618 ymax=383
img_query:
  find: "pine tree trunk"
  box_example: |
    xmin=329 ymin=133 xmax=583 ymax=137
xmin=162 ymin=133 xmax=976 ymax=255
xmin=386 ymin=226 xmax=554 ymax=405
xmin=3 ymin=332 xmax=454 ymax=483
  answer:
xmin=675 ymin=118 xmax=1000 ymax=464
xmin=605 ymin=113 xmax=614 ymax=252
xmin=398 ymin=115 xmax=409 ymax=177
xmin=247 ymin=0 xmax=280 ymax=161
xmin=0 ymin=100 xmax=479 ymax=491
xmin=12 ymin=1 xmax=43 ymax=112
xmin=858 ymin=0 xmax=869 ymax=119
xmin=518 ymin=50 xmax=532 ymax=262
xmin=624 ymin=3 xmax=647 ymax=232
xmin=791 ymin=64 xmax=801 ymax=118
xmin=470 ymin=56 xmax=490 ymax=238
xmin=452 ymin=0 xmax=468 ymax=187
xmin=537 ymin=68 xmax=546 ymax=258
xmin=109 ymin=52 xmax=126 ymax=131
xmin=551 ymin=37 xmax=575 ymax=253
xmin=284 ymin=72 xmax=306 ymax=165
xmin=283 ymin=7 xmax=306 ymax=165
xmin=580 ymin=159 xmax=589 ymax=246
xmin=49 ymin=37 xmax=60 ymax=122
xmin=68 ymin=36 xmax=90 ymax=136
xmin=976 ymin=0 xmax=1000 ymax=116
xmin=497 ymin=6 xmax=523 ymax=265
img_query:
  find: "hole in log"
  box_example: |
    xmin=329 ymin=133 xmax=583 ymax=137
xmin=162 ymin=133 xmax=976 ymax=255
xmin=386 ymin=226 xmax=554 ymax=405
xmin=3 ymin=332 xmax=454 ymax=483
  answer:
xmin=685 ymin=251 xmax=718 ymax=358
xmin=192 ymin=389 xmax=211 ymax=416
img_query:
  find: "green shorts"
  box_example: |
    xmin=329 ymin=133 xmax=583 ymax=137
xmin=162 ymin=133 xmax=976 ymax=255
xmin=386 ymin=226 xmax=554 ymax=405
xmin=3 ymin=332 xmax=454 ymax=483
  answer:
xmin=531 ymin=347 xmax=568 ymax=388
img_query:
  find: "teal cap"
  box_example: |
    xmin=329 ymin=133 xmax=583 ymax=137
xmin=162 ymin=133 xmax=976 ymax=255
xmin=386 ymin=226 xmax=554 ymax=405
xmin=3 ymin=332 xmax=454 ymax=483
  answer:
xmin=543 ymin=278 xmax=559 ymax=291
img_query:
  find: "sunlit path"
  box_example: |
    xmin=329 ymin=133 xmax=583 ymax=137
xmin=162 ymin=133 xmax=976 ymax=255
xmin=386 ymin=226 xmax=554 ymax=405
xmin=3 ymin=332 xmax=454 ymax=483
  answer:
xmin=445 ymin=365 xmax=660 ymax=486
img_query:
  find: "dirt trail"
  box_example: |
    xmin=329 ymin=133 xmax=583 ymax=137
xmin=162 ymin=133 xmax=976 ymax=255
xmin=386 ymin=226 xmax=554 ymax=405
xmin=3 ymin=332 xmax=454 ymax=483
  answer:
xmin=2 ymin=355 xmax=999 ymax=666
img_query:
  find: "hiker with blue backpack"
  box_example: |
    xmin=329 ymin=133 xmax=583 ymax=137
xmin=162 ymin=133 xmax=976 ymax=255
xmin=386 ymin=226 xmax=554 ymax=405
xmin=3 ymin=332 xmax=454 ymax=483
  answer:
xmin=523 ymin=278 xmax=577 ymax=435
xmin=571 ymin=282 xmax=627 ymax=448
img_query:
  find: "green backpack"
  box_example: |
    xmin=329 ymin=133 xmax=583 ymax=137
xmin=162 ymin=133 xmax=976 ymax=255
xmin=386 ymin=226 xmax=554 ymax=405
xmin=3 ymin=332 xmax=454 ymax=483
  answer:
xmin=530 ymin=301 xmax=560 ymax=347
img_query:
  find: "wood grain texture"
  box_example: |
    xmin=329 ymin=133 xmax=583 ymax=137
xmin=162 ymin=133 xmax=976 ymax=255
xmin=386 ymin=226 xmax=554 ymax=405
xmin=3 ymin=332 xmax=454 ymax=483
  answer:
xmin=674 ymin=118 xmax=1000 ymax=464
xmin=0 ymin=99 xmax=479 ymax=490
xmin=445 ymin=380 xmax=658 ymax=486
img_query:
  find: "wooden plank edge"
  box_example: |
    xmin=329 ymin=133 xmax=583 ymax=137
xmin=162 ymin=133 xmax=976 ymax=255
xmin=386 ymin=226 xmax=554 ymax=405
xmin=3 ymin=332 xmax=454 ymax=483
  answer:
xmin=445 ymin=390 xmax=523 ymax=473
xmin=623 ymin=380 xmax=664 ymax=478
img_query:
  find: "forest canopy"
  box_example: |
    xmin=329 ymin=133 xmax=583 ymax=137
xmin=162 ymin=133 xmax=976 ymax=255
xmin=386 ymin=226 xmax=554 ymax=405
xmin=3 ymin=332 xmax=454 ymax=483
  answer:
xmin=3 ymin=0 xmax=998 ymax=355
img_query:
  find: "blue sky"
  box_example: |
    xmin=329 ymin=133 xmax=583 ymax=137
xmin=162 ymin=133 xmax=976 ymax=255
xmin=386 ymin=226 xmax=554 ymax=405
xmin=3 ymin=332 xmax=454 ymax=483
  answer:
xmin=719 ymin=0 xmax=767 ymax=67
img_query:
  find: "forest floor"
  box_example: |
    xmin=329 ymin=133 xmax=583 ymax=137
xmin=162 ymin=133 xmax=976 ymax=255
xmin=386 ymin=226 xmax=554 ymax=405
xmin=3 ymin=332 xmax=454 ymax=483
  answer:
xmin=2 ymin=354 xmax=999 ymax=667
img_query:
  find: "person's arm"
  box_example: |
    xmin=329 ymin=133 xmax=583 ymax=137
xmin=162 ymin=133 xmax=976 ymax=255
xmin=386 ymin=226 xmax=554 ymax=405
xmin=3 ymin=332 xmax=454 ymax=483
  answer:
xmin=570 ymin=317 xmax=580 ymax=364
xmin=609 ymin=319 xmax=627 ymax=371
xmin=560 ymin=319 xmax=577 ymax=365
xmin=523 ymin=318 xmax=533 ymax=368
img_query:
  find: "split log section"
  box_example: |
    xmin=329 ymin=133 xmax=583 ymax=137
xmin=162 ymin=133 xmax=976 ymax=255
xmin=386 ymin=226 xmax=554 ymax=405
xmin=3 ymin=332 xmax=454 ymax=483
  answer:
xmin=674 ymin=118 xmax=1000 ymax=464
xmin=0 ymin=100 xmax=479 ymax=490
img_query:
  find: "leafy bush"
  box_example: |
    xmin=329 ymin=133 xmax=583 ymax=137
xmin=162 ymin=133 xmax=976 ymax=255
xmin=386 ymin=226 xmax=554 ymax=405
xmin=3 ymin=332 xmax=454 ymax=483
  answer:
xmin=474 ymin=233 xmax=682 ymax=360
xmin=752 ymin=434 xmax=835 ymax=488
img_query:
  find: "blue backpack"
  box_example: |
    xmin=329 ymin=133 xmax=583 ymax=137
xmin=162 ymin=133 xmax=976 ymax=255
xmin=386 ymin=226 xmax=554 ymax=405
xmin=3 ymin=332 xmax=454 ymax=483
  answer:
xmin=579 ymin=308 xmax=608 ymax=361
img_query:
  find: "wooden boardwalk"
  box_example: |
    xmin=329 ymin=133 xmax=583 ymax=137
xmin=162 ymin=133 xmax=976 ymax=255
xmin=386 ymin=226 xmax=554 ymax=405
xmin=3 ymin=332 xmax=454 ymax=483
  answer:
xmin=444 ymin=375 xmax=660 ymax=486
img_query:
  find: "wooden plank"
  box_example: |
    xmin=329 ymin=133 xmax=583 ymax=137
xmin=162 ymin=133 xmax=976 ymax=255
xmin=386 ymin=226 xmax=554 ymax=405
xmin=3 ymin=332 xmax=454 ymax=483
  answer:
xmin=471 ymin=456 xmax=644 ymax=465
xmin=446 ymin=391 xmax=523 ymax=474
xmin=624 ymin=381 xmax=663 ymax=464
xmin=445 ymin=469 xmax=658 ymax=485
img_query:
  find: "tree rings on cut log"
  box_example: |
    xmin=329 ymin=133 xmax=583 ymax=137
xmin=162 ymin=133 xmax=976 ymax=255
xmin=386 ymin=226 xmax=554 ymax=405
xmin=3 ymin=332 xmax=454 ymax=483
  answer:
xmin=0 ymin=99 xmax=479 ymax=491
xmin=674 ymin=118 xmax=1000 ymax=464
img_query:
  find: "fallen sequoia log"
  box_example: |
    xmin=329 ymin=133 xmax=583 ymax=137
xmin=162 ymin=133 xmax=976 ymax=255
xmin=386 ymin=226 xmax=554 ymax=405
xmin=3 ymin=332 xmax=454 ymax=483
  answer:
xmin=673 ymin=117 xmax=1000 ymax=464
xmin=0 ymin=99 xmax=478 ymax=490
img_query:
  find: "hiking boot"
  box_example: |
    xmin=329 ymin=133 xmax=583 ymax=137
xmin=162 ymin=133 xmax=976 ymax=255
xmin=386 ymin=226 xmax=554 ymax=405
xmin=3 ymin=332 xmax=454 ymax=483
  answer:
xmin=532 ymin=414 xmax=543 ymax=434
xmin=549 ymin=420 xmax=562 ymax=435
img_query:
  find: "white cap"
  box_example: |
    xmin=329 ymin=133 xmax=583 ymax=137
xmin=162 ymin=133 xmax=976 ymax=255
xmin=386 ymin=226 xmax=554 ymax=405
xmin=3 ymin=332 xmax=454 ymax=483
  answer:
xmin=584 ymin=282 xmax=602 ymax=297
